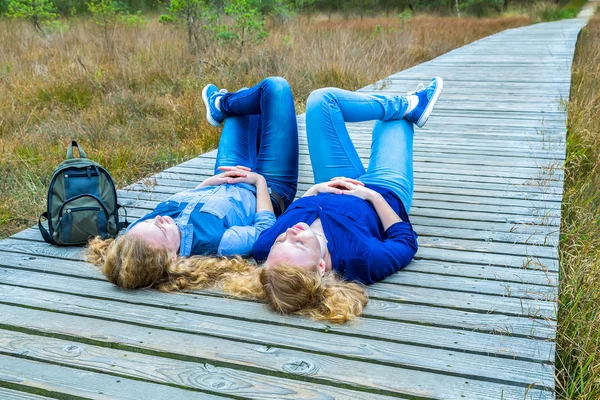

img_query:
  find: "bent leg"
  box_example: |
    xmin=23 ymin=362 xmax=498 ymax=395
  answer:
xmin=214 ymin=115 xmax=258 ymax=173
xmin=252 ymin=77 xmax=299 ymax=214
xmin=217 ymin=77 xmax=299 ymax=214
xmin=359 ymin=119 xmax=414 ymax=213
xmin=306 ymin=88 xmax=409 ymax=183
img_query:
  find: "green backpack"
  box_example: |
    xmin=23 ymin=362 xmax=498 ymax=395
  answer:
xmin=38 ymin=141 xmax=128 ymax=246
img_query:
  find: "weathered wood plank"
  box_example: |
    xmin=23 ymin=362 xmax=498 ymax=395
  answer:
xmin=191 ymin=153 xmax=566 ymax=181
xmin=0 ymin=328 xmax=400 ymax=400
xmin=117 ymin=182 xmax=563 ymax=217
xmin=0 ymin=300 xmax=555 ymax=398
xmin=0 ymin=388 xmax=55 ymax=400
xmin=0 ymin=355 xmax=226 ymax=400
xmin=0 ymin=250 xmax=557 ymax=339
xmin=0 ymin=247 xmax=554 ymax=320
xmin=167 ymin=165 xmax=565 ymax=195
xmin=0 ymin=266 xmax=557 ymax=350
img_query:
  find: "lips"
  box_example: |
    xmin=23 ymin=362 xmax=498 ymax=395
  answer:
xmin=292 ymin=224 xmax=305 ymax=231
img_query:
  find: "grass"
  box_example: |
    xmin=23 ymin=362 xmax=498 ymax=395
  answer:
xmin=502 ymin=0 xmax=587 ymax=21
xmin=0 ymin=14 xmax=531 ymax=238
xmin=556 ymin=15 xmax=600 ymax=400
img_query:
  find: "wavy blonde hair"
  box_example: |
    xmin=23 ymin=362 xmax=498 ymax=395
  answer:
xmin=87 ymin=235 xmax=253 ymax=291
xmin=222 ymin=264 xmax=368 ymax=323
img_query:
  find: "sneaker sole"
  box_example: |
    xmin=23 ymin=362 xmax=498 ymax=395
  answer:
xmin=416 ymin=77 xmax=443 ymax=128
xmin=202 ymin=84 xmax=221 ymax=127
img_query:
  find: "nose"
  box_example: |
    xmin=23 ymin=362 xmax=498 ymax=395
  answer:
xmin=286 ymin=227 xmax=300 ymax=237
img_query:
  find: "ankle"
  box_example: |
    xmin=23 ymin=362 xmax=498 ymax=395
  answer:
xmin=404 ymin=95 xmax=418 ymax=117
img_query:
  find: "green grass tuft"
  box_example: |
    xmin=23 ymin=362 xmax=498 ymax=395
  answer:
xmin=557 ymin=16 xmax=600 ymax=400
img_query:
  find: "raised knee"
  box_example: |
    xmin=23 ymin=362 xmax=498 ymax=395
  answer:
xmin=306 ymin=88 xmax=335 ymax=109
xmin=263 ymin=76 xmax=290 ymax=93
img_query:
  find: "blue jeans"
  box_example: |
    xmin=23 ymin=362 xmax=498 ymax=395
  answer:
xmin=306 ymin=88 xmax=414 ymax=212
xmin=215 ymin=77 xmax=299 ymax=215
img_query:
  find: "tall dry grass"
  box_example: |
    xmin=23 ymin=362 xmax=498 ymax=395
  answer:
xmin=557 ymin=16 xmax=600 ymax=400
xmin=0 ymin=14 xmax=530 ymax=238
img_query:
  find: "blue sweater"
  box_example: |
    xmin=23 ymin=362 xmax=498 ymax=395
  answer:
xmin=253 ymin=185 xmax=418 ymax=284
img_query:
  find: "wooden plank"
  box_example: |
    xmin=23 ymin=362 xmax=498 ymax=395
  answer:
xmin=404 ymin=259 xmax=558 ymax=287
xmin=0 ymin=290 xmax=557 ymax=390
xmin=0 ymin=233 xmax=556 ymax=276
xmin=115 ymin=188 xmax=561 ymax=236
xmin=192 ymin=153 xmax=566 ymax=180
xmin=297 ymin=136 xmax=566 ymax=158
xmin=0 ymin=329 xmax=398 ymax=400
xmin=0 ymin=248 xmax=555 ymax=320
xmin=415 ymin=247 xmax=558 ymax=272
xmin=417 ymin=236 xmax=556 ymax=259
xmin=0 ymin=356 xmax=226 ymax=400
xmin=0 ymin=306 xmax=554 ymax=399
xmin=116 ymin=184 xmax=562 ymax=221
xmin=135 ymin=177 xmax=565 ymax=207
xmin=121 ymin=176 xmax=564 ymax=211
xmin=381 ymin=271 xmax=556 ymax=300
xmin=0 ymin=388 xmax=55 ymax=400
xmin=0 ymin=265 xmax=557 ymax=347
xmin=164 ymin=166 xmax=565 ymax=199
xmin=1 ymin=253 xmax=557 ymax=338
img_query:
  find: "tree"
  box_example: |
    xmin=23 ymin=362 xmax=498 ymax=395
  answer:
xmin=216 ymin=0 xmax=267 ymax=56
xmin=159 ymin=0 xmax=217 ymax=53
xmin=5 ymin=0 xmax=59 ymax=32
xmin=87 ymin=0 xmax=124 ymax=52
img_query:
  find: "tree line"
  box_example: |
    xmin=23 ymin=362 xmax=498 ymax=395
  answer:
xmin=0 ymin=0 xmax=567 ymax=21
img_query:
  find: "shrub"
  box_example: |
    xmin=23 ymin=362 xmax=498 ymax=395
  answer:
xmin=86 ymin=0 xmax=125 ymax=52
xmin=120 ymin=10 xmax=148 ymax=28
xmin=5 ymin=0 xmax=58 ymax=32
xmin=216 ymin=0 xmax=268 ymax=56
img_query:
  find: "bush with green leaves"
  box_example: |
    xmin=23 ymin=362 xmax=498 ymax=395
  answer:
xmin=5 ymin=0 xmax=59 ymax=32
xmin=216 ymin=0 xmax=268 ymax=56
xmin=120 ymin=10 xmax=147 ymax=28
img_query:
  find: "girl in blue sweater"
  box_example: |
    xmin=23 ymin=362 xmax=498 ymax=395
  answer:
xmin=224 ymin=78 xmax=443 ymax=323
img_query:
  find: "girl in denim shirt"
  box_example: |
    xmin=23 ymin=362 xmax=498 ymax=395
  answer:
xmin=87 ymin=77 xmax=299 ymax=291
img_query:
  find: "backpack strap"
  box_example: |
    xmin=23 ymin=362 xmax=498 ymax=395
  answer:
xmin=66 ymin=140 xmax=87 ymax=159
xmin=117 ymin=204 xmax=130 ymax=230
xmin=38 ymin=212 xmax=54 ymax=244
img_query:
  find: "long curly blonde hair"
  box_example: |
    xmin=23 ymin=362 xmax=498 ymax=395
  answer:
xmin=87 ymin=235 xmax=253 ymax=291
xmin=221 ymin=264 xmax=368 ymax=323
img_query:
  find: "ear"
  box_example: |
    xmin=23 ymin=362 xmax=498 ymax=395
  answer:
xmin=317 ymin=259 xmax=327 ymax=277
xmin=171 ymin=251 xmax=178 ymax=261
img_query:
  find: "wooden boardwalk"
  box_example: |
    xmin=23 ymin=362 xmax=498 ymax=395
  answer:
xmin=0 ymin=18 xmax=588 ymax=400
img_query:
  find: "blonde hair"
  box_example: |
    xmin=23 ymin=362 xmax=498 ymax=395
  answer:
xmin=222 ymin=264 xmax=368 ymax=323
xmin=87 ymin=235 xmax=253 ymax=291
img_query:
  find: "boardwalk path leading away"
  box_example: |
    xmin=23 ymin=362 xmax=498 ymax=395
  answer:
xmin=0 ymin=18 xmax=588 ymax=400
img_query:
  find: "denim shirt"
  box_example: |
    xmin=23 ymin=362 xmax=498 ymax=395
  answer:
xmin=127 ymin=183 xmax=276 ymax=257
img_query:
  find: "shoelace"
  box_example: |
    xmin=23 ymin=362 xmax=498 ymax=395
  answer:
xmin=407 ymin=83 xmax=425 ymax=95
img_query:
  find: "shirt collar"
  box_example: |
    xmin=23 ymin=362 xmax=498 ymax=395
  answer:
xmin=177 ymin=223 xmax=194 ymax=257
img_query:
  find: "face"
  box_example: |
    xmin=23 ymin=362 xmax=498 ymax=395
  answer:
xmin=127 ymin=215 xmax=181 ymax=259
xmin=266 ymin=222 xmax=326 ymax=274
